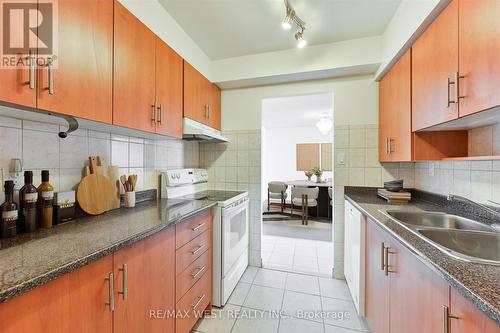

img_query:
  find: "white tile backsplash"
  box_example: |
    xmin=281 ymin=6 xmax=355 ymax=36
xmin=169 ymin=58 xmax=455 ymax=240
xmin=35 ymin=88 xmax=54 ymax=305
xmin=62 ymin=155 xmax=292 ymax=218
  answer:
xmin=0 ymin=114 xmax=200 ymax=203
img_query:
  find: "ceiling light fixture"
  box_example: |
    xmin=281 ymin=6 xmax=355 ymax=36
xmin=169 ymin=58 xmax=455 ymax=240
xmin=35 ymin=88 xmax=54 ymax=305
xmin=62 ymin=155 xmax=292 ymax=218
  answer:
xmin=316 ymin=115 xmax=333 ymax=135
xmin=281 ymin=0 xmax=307 ymax=48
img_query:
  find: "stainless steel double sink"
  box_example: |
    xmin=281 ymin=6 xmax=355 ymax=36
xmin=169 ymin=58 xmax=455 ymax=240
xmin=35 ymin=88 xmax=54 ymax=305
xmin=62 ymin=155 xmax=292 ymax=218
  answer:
xmin=380 ymin=210 xmax=500 ymax=265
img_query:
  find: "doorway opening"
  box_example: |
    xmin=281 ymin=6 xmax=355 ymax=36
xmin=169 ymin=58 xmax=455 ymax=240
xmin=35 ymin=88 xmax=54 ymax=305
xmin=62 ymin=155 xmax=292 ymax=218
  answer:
xmin=261 ymin=92 xmax=334 ymax=277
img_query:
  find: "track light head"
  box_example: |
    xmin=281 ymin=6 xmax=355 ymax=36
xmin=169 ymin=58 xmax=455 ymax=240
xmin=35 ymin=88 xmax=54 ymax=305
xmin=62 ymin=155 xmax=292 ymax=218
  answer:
xmin=295 ymin=30 xmax=307 ymax=48
xmin=282 ymin=9 xmax=292 ymax=30
xmin=282 ymin=0 xmax=307 ymax=48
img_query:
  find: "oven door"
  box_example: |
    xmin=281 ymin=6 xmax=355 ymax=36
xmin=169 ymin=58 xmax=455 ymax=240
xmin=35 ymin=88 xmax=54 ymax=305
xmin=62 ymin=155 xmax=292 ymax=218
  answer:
xmin=222 ymin=197 xmax=249 ymax=276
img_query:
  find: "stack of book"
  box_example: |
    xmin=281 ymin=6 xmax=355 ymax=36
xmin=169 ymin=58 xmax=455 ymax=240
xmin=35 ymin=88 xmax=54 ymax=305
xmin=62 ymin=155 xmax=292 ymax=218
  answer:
xmin=377 ymin=189 xmax=411 ymax=203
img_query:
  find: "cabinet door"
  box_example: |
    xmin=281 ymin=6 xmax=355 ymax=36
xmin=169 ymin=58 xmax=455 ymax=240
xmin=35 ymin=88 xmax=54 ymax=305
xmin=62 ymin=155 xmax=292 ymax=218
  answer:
xmin=458 ymin=0 xmax=500 ymax=117
xmin=209 ymin=83 xmax=221 ymax=130
xmin=0 ymin=256 xmax=113 ymax=333
xmin=388 ymin=238 xmax=449 ymax=333
xmin=37 ymin=0 xmax=113 ymax=123
xmin=155 ymin=38 xmax=183 ymax=138
xmin=379 ymin=49 xmax=411 ymax=161
xmin=412 ymin=0 xmax=458 ymax=131
xmin=184 ymin=62 xmax=208 ymax=125
xmin=364 ymin=220 xmax=390 ymax=333
xmin=113 ymin=1 xmax=156 ymax=132
xmin=114 ymin=226 xmax=175 ymax=333
xmin=450 ymin=288 xmax=500 ymax=333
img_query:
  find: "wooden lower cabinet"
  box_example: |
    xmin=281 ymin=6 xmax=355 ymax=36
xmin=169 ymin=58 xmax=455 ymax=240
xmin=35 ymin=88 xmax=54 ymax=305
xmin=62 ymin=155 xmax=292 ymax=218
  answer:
xmin=365 ymin=220 xmax=390 ymax=333
xmin=114 ymin=226 xmax=175 ymax=333
xmin=450 ymin=288 xmax=500 ymax=333
xmin=365 ymin=218 xmax=500 ymax=333
xmin=0 ymin=256 xmax=113 ymax=333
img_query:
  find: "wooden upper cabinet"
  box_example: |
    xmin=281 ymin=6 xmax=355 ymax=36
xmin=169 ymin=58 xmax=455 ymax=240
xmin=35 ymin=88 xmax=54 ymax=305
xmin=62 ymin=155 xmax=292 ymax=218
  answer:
xmin=364 ymin=220 xmax=390 ymax=333
xmin=209 ymin=83 xmax=221 ymax=130
xmin=37 ymin=0 xmax=113 ymax=124
xmin=0 ymin=61 xmax=36 ymax=108
xmin=114 ymin=226 xmax=175 ymax=333
xmin=388 ymin=236 xmax=449 ymax=333
xmin=0 ymin=256 xmax=113 ymax=333
xmin=412 ymin=0 xmax=458 ymax=131
xmin=379 ymin=49 xmax=411 ymax=162
xmin=155 ymin=38 xmax=183 ymax=138
xmin=458 ymin=0 xmax=500 ymax=118
xmin=113 ymin=1 xmax=156 ymax=133
xmin=184 ymin=61 xmax=206 ymax=124
xmin=450 ymin=287 xmax=500 ymax=333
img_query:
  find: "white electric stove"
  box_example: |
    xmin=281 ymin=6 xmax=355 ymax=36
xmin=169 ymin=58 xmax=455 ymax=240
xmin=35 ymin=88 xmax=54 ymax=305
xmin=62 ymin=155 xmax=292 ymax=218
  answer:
xmin=161 ymin=169 xmax=249 ymax=307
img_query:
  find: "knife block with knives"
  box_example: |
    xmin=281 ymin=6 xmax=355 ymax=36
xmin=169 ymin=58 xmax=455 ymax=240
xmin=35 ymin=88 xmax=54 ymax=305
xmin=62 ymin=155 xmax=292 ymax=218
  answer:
xmin=77 ymin=156 xmax=121 ymax=215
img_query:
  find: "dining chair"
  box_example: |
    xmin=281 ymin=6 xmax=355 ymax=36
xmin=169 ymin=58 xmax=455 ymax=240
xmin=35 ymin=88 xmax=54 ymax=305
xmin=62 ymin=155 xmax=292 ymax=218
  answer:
xmin=291 ymin=186 xmax=319 ymax=225
xmin=268 ymin=181 xmax=288 ymax=213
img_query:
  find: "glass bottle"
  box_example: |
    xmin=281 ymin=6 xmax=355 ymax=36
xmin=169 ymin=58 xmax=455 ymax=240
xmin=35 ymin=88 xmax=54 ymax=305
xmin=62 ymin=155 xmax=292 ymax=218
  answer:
xmin=1 ymin=180 xmax=18 ymax=238
xmin=19 ymin=171 xmax=38 ymax=232
xmin=37 ymin=170 xmax=54 ymax=228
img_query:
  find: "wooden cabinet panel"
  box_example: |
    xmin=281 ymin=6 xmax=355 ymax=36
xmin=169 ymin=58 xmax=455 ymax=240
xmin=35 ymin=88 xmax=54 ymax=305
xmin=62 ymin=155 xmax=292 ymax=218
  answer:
xmin=176 ymin=230 xmax=211 ymax=275
xmin=0 ymin=256 xmax=113 ymax=333
xmin=113 ymin=1 xmax=156 ymax=133
xmin=176 ymin=249 xmax=211 ymax=302
xmin=0 ymin=63 xmax=36 ymax=108
xmin=296 ymin=143 xmax=320 ymax=171
xmin=412 ymin=0 xmax=458 ymax=131
xmin=155 ymin=38 xmax=183 ymax=138
xmin=209 ymin=83 xmax=221 ymax=130
xmin=458 ymin=0 xmax=500 ymax=118
xmin=37 ymin=0 xmax=113 ymax=123
xmin=175 ymin=209 xmax=211 ymax=249
xmin=184 ymin=61 xmax=207 ymax=124
xmin=412 ymin=131 xmax=468 ymax=160
xmin=364 ymin=220 xmax=390 ymax=333
xmin=379 ymin=49 xmax=412 ymax=161
xmin=114 ymin=226 xmax=175 ymax=333
xmin=450 ymin=287 xmax=500 ymax=333
xmin=388 ymin=238 xmax=449 ymax=333
xmin=175 ymin=270 xmax=211 ymax=333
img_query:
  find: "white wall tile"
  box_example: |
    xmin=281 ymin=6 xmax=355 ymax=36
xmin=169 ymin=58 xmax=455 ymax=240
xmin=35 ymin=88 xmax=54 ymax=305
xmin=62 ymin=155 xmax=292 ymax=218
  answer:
xmin=111 ymin=140 xmax=129 ymax=168
xmin=129 ymin=143 xmax=144 ymax=168
xmin=23 ymin=130 xmax=60 ymax=169
xmin=60 ymin=135 xmax=88 ymax=169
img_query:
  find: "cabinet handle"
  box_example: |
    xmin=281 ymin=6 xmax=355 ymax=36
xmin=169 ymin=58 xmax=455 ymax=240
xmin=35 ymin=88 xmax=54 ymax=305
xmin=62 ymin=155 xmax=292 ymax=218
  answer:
xmin=191 ymin=265 xmax=207 ymax=279
xmin=380 ymin=242 xmax=386 ymax=271
xmin=385 ymin=137 xmax=390 ymax=156
xmin=28 ymin=50 xmax=35 ymax=89
xmin=156 ymin=104 xmax=163 ymax=125
xmin=192 ymin=223 xmax=206 ymax=232
xmin=105 ymin=273 xmax=115 ymax=312
xmin=389 ymin=138 xmax=394 ymax=154
xmin=151 ymin=104 xmax=156 ymax=124
xmin=118 ymin=264 xmax=128 ymax=300
xmin=207 ymin=105 xmax=210 ymax=119
xmin=47 ymin=57 xmax=54 ymax=95
xmin=384 ymin=246 xmax=396 ymax=276
xmin=447 ymin=77 xmax=455 ymax=107
xmin=454 ymin=72 xmax=466 ymax=103
xmin=191 ymin=244 xmax=205 ymax=255
xmin=442 ymin=305 xmax=459 ymax=333
xmin=192 ymin=294 xmax=206 ymax=310
xmin=204 ymin=104 xmax=208 ymax=118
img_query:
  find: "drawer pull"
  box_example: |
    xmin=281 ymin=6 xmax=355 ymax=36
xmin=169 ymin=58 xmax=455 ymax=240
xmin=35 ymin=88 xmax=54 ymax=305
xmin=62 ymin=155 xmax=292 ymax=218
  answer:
xmin=191 ymin=265 xmax=207 ymax=279
xmin=192 ymin=294 xmax=206 ymax=310
xmin=192 ymin=223 xmax=206 ymax=232
xmin=105 ymin=273 xmax=115 ymax=312
xmin=191 ymin=244 xmax=206 ymax=255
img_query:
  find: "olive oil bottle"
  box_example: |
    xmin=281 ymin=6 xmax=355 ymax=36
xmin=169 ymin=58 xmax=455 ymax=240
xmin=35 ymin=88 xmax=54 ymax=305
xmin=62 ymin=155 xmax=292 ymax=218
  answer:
xmin=1 ymin=180 xmax=18 ymax=238
xmin=37 ymin=170 xmax=54 ymax=228
xmin=19 ymin=171 xmax=38 ymax=232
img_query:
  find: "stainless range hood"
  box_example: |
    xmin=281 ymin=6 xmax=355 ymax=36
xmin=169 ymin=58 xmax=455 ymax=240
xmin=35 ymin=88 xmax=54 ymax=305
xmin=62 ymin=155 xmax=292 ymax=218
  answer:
xmin=183 ymin=118 xmax=229 ymax=142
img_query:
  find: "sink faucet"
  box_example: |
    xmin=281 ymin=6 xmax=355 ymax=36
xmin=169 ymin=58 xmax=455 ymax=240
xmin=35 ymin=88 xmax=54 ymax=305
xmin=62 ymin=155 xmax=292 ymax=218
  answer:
xmin=447 ymin=194 xmax=500 ymax=225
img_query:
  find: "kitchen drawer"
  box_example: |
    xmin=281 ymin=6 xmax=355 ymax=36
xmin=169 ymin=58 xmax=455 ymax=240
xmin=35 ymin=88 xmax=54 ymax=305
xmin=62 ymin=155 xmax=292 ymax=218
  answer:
xmin=176 ymin=248 xmax=211 ymax=302
xmin=175 ymin=269 xmax=211 ymax=333
xmin=176 ymin=230 xmax=211 ymax=275
xmin=176 ymin=210 xmax=211 ymax=249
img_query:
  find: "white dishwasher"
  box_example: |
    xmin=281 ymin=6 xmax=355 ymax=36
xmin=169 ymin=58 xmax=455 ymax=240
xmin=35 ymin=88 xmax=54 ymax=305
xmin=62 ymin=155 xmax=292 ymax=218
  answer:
xmin=344 ymin=200 xmax=366 ymax=316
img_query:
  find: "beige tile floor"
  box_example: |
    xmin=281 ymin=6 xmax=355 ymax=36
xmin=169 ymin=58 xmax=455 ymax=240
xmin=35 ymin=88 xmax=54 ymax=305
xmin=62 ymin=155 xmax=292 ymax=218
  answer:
xmin=192 ymin=267 xmax=370 ymax=333
xmin=261 ymin=235 xmax=333 ymax=276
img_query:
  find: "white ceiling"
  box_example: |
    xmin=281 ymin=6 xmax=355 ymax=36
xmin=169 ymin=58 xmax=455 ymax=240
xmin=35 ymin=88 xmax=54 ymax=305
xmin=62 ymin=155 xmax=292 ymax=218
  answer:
xmin=262 ymin=93 xmax=333 ymax=128
xmin=158 ymin=0 xmax=402 ymax=60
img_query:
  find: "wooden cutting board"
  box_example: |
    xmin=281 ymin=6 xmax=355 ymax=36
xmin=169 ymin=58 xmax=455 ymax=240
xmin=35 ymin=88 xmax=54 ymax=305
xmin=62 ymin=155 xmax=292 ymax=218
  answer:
xmin=77 ymin=174 xmax=114 ymax=215
xmin=107 ymin=166 xmax=121 ymax=209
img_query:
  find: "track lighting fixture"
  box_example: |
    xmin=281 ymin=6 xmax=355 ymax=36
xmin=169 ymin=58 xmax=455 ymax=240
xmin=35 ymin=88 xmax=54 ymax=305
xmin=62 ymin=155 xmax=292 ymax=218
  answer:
xmin=281 ymin=0 xmax=307 ymax=48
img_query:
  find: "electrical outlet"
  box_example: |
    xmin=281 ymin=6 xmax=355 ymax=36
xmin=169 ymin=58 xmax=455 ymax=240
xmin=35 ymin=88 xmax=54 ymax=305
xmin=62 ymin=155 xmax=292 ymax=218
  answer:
xmin=337 ymin=152 xmax=346 ymax=166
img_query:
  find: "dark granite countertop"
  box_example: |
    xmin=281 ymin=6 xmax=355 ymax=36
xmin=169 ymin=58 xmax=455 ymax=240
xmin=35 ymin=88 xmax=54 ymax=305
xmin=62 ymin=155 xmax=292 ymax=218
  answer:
xmin=344 ymin=187 xmax=500 ymax=325
xmin=0 ymin=198 xmax=216 ymax=303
